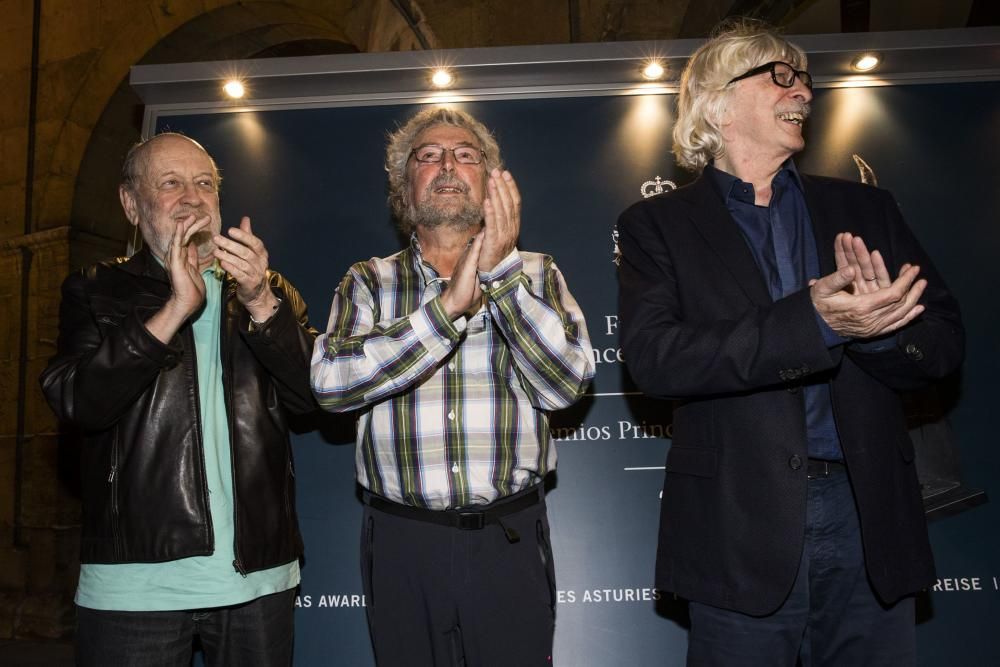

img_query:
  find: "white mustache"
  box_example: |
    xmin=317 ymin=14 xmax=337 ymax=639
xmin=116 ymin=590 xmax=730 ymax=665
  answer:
xmin=778 ymin=103 xmax=811 ymax=118
xmin=172 ymin=206 xmax=209 ymax=221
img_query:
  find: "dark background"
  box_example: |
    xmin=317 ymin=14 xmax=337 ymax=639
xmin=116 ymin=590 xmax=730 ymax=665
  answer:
xmin=160 ymin=81 xmax=1000 ymax=665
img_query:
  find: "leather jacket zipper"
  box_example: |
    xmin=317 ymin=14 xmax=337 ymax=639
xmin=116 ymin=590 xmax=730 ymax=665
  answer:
xmin=108 ymin=426 xmax=122 ymax=560
xmin=285 ymin=457 xmax=295 ymax=517
xmin=221 ymin=287 xmax=246 ymax=577
xmin=184 ymin=325 xmax=215 ymax=556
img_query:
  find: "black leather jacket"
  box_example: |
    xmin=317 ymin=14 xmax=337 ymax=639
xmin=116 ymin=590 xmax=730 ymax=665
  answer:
xmin=40 ymin=248 xmax=317 ymax=573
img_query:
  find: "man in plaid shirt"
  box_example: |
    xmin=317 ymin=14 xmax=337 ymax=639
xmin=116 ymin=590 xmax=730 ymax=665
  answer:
xmin=311 ymin=107 xmax=594 ymax=666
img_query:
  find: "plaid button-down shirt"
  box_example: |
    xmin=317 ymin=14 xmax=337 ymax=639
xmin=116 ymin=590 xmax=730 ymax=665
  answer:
xmin=311 ymin=237 xmax=594 ymax=509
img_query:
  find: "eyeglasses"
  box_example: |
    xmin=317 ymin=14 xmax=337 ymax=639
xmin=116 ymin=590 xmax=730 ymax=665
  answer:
xmin=727 ymin=61 xmax=813 ymax=90
xmin=410 ymin=144 xmax=486 ymax=165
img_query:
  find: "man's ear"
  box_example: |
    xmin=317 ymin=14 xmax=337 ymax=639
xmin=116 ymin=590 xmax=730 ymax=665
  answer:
xmin=119 ymin=186 xmax=139 ymax=226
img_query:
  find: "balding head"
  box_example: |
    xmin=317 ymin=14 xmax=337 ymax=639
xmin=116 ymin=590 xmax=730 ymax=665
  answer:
xmin=120 ymin=133 xmax=220 ymax=199
xmin=118 ymin=132 xmax=222 ymax=265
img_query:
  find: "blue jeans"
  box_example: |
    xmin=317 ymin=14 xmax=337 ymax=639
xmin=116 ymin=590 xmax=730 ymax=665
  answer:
xmin=687 ymin=471 xmax=916 ymax=667
xmin=75 ymin=588 xmax=295 ymax=667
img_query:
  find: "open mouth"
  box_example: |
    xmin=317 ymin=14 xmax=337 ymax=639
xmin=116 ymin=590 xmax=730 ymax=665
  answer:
xmin=777 ymin=111 xmax=805 ymax=126
xmin=429 ymin=173 xmax=469 ymax=195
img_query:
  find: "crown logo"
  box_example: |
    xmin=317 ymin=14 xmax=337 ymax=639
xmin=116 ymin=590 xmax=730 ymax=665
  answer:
xmin=641 ymin=176 xmax=677 ymax=199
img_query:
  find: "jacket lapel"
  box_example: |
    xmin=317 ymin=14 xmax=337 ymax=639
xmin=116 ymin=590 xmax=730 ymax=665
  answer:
xmin=801 ymin=174 xmax=837 ymax=276
xmin=680 ymin=174 xmax=773 ymax=306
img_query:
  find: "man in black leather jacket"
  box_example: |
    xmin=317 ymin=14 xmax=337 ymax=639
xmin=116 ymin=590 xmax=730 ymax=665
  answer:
xmin=40 ymin=133 xmax=317 ymax=667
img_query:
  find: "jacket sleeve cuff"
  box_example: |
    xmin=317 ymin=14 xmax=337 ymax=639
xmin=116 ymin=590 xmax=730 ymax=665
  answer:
xmin=130 ymin=307 xmax=183 ymax=367
xmin=813 ymin=309 xmax=850 ymax=349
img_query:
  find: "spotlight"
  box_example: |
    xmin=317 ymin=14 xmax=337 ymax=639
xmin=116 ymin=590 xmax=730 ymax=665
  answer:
xmin=851 ymin=53 xmax=881 ymax=72
xmin=431 ymin=69 xmax=453 ymax=88
xmin=642 ymin=61 xmax=665 ymax=80
xmin=223 ymin=80 xmax=245 ymax=98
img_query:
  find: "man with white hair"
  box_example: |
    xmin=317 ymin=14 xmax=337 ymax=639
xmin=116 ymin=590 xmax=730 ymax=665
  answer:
xmin=41 ymin=133 xmax=316 ymax=666
xmin=617 ymin=21 xmax=963 ymax=665
xmin=312 ymin=107 xmax=594 ymax=666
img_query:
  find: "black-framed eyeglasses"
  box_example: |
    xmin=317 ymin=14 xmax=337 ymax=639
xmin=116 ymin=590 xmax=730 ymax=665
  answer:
xmin=727 ymin=61 xmax=813 ymax=90
xmin=410 ymin=144 xmax=486 ymax=165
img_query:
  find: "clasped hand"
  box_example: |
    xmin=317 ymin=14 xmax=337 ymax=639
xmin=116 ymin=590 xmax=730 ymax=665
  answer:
xmin=441 ymin=169 xmax=521 ymax=320
xmin=810 ymin=232 xmax=925 ymax=338
xmin=164 ymin=214 xmax=276 ymax=323
xmin=212 ymin=216 xmax=278 ymax=320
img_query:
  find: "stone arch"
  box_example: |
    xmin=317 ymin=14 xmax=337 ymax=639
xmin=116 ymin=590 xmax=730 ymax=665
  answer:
xmin=61 ymin=0 xmax=438 ymax=254
xmin=64 ymin=3 xmax=358 ymax=250
xmin=16 ymin=1 xmax=435 ymax=638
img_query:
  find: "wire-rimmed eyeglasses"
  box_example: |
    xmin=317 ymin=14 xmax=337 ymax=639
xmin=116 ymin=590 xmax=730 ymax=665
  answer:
xmin=410 ymin=144 xmax=486 ymax=165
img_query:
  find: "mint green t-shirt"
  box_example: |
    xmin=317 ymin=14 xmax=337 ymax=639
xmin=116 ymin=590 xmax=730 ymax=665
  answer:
xmin=76 ymin=269 xmax=299 ymax=611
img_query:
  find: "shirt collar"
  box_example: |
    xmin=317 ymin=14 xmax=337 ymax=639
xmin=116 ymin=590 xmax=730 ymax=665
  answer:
xmin=148 ymin=250 xmax=223 ymax=283
xmin=706 ymin=159 xmax=804 ymax=205
xmin=408 ymin=232 xmax=445 ymax=285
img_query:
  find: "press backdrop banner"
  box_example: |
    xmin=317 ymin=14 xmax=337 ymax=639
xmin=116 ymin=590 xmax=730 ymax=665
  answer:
xmin=159 ymin=81 xmax=1000 ymax=665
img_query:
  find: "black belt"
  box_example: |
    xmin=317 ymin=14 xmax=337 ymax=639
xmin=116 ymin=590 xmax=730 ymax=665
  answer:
xmin=363 ymin=485 xmax=543 ymax=533
xmin=806 ymin=458 xmax=847 ymax=480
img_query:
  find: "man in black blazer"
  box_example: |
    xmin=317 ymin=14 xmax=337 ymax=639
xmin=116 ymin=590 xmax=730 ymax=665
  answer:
xmin=617 ymin=20 xmax=964 ymax=666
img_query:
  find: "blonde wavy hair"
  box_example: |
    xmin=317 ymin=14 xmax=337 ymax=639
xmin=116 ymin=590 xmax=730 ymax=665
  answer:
xmin=385 ymin=107 xmax=503 ymax=232
xmin=673 ymin=19 xmax=807 ymax=172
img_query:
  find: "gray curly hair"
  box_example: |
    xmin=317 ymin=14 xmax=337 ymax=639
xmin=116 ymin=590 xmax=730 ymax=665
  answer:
xmin=673 ymin=19 xmax=807 ymax=172
xmin=385 ymin=107 xmax=503 ymax=232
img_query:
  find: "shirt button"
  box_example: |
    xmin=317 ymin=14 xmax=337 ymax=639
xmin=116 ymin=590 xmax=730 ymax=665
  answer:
xmin=447 ymin=410 xmax=455 ymax=420
xmin=451 ymin=464 xmax=459 ymax=474
xmin=491 ymin=280 xmax=501 ymax=289
xmin=480 ymin=283 xmax=488 ymax=291
xmin=788 ymin=455 xmax=803 ymax=470
xmin=448 ymin=362 xmax=456 ymax=371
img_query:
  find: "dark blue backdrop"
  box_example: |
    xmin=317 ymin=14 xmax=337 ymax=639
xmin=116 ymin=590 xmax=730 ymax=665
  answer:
xmin=159 ymin=82 xmax=1000 ymax=665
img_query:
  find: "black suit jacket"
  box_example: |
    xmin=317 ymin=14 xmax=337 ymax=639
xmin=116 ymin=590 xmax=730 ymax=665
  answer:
xmin=617 ymin=172 xmax=964 ymax=615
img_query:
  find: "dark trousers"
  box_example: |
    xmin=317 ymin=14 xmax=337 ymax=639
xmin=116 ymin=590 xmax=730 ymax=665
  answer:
xmin=75 ymin=588 xmax=296 ymax=667
xmin=687 ymin=471 xmax=916 ymax=667
xmin=361 ymin=489 xmax=556 ymax=667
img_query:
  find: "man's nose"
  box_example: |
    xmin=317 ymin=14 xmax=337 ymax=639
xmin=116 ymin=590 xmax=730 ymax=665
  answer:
xmin=790 ymin=78 xmax=812 ymax=103
xmin=438 ymin=149 xmax=458 ymax=172
xmin=180 ymin=180 xmax=204 ymax=203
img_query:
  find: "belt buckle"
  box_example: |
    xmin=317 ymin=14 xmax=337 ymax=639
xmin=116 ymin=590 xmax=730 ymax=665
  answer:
xmin=807 ymin=460 xmax=830 ymax=480
xmin=456 ymin=511 xmax=485 ymax=530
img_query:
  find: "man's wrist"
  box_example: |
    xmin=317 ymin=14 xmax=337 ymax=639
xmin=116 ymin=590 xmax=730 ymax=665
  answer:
xmin=246 ymin=288 xmax=280 ymax=322
xmin=248 ymin=296 xmax=282 ymax=331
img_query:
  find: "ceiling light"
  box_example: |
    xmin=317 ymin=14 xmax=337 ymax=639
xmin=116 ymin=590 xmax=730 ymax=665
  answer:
xmin=642 ymin=61 xmax=665 ymax=80
xmin=431 ymin=69 xmax=453 ymax=88
xmin=223 ymin=80 xmax=245 ymax=98
xmin=851 ymin=53 xmax=881 ymax=72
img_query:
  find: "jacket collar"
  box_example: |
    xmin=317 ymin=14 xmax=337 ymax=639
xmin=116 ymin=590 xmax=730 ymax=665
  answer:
xmin=674 ymin=172 xmax=773 ymax=306
xmin=674 ymin=169 xmax=837 ymax=306
xmin=118 ymin=246 xmax=235 ymax=297
xmin=117 ymin=246 xmax=169 ymax=283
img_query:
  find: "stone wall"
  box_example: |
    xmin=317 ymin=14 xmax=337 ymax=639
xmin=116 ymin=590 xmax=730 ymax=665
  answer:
xmin=0 ymin=0 xmax=439 ymax=640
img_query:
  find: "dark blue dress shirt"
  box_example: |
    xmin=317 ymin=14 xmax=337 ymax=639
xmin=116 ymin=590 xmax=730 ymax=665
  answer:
xmin=707 ymin=161 xmax=843 ymax=461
